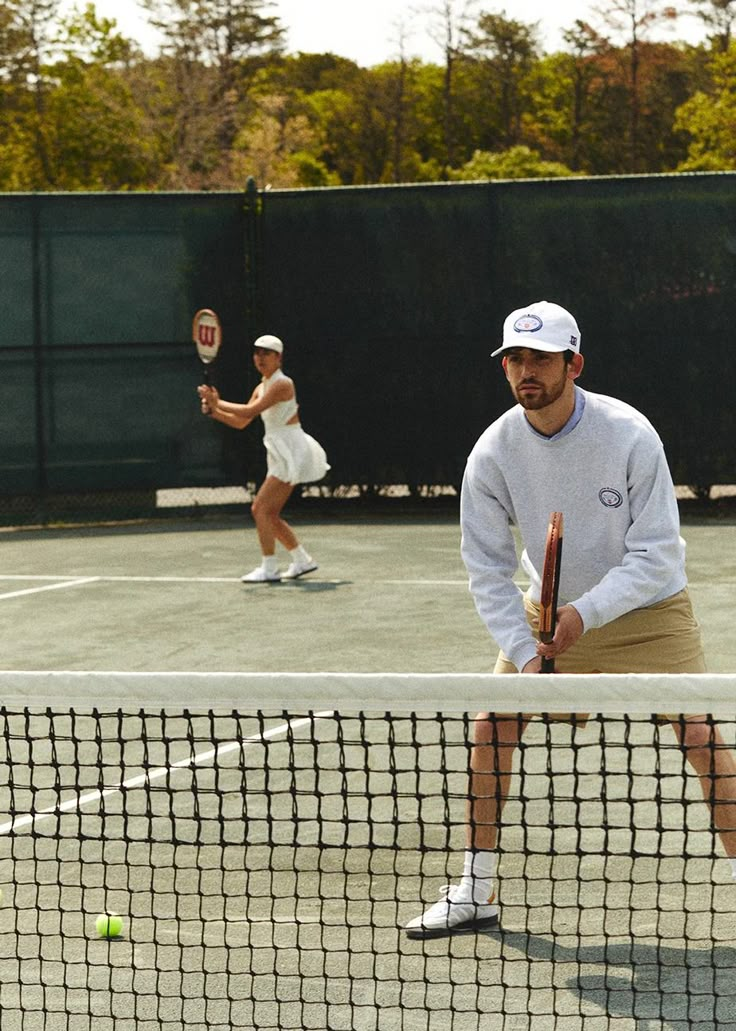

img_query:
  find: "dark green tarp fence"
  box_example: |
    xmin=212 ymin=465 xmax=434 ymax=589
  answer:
xmin=1 ymin=188 xmax=261 ymax=513
xmin=2 ymin=173 xmax=734 ymax=521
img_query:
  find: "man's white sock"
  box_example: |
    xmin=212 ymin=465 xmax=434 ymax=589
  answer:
xmin=729 ymin=857 xmax=736 ymax=880
xmin=460 ymin=850 xmax=496 ymax=902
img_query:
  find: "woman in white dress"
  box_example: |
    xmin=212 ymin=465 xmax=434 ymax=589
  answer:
xmin=197 ymin=335 xmax=329 ymax=582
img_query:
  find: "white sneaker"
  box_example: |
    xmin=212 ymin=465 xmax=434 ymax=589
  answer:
xmin=404 ymin=883 xmax=498 ymax=939
xmin=240 ymin=566 xmax=281 ymax=583
xmin=282 ymin=559 xmax=319 ymax=579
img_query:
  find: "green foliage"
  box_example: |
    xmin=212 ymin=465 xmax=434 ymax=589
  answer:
xmin=289 ymin=151 xmax=341 ymax=188
xmin=45 ymin=64 xmax=161 ymax=189
xmin=448 ymin=145 xmax=576 ymax=180
xmin=674 ymin=44 xmax=736 ymax=169
xmin=139 ymin=0 xmax=285 ymax=65
xmin=42 ymin=6 xmax=157 ymax=189
xmin=0 ymin=2 xmax=159 ymax=189
xmin=56 ymin=3 xmax=138 ymax=64
xmin=231 ymin=92 xmax=340 ymax=187
xmin=0 ymin=1 xmax=730 ymax=190
xmin=461 ymin=11 xmax=541 ymax=147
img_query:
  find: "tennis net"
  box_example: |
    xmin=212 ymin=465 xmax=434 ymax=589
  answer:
xmin=0 ymin=671 xmax=735 ymax=1031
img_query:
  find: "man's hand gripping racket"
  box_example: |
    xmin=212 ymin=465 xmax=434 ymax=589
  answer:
xmin=539 ymin=512 xmax=563 ymax=674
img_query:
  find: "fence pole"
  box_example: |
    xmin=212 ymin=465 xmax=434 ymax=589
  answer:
xmin=243 ymin=176 xmax=261 ymax=343
xmin=31 ymin=196 xmax=47 ymax=512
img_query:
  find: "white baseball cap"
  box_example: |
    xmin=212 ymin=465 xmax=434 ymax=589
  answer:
xmin=253 ymin=334 xmax=283 ymax=354
xmin=491 ymin=301 xmax=581 ymax=357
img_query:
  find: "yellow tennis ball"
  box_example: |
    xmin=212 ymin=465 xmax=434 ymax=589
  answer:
xmin=96 ymin=913 xmax=124 ymax=938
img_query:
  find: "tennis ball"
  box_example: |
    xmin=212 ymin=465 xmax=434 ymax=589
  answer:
xmin=96 ymin=913 xmax=124 ymax=938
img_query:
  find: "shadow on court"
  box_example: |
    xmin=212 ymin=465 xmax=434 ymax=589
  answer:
xmin=498 ymin=929 xmax=736 ymax=1028
xmin=241 ymin=578 xmax=353 ymax=593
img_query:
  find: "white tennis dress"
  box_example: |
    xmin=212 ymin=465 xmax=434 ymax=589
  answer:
xmin=258 ymin=369 xmax=330 ymax=485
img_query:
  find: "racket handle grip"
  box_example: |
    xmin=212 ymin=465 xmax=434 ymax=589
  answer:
xmin=200 ymin=366 xmax=211 ymax=413
xmin=540 ymin=656 xmax=555 ymax=674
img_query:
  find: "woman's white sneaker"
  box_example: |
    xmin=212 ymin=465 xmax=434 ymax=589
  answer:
xmin=404 ymin=883 xmax=498 ymax=939
xmin=241 ymin=566 xmax=281 ymax=583
xmin=282 ymin=559 xmax=318 ymax=579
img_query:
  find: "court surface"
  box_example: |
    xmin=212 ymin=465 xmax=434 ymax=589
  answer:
xmin=1 ymin=510 xmax=735 ymax=1030
xmin=2 ymin=510 xmax=735 ymax=673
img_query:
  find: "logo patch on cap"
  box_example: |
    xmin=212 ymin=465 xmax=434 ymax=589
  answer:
xmin=513 ymin=314 xmax=543 ymax=333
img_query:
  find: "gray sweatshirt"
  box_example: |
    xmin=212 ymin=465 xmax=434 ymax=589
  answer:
xmin=461 ymin=387 xmax=687 ymax=672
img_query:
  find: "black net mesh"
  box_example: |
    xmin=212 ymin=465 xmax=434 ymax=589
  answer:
xmin=1 ymin=679 xmax=735 ymax=1030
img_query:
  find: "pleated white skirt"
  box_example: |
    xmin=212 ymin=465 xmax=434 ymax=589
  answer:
xmin=263 ymin=425 xmax=330 ymax=485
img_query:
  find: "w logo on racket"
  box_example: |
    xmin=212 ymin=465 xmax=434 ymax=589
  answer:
xmin=192 ymin=308 xmax=223 ymax=385
xmin=197 ymin=324 xmax=218 ymax=350
xmin=192 ymin=309 xmax=223 ymax=366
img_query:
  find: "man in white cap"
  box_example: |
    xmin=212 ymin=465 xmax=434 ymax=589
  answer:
xmin=404 ymin=300 xmax=736 ymax=938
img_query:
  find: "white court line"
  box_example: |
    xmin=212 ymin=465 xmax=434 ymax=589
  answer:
xmin=0 ymin=575 xmax=239 ymax=585
xmin=158 ymin=576 xmax=470 ymax=585
xmin=97 ymin=576 xmax=468 ymax=586
xmin=0 ymin=711 xmax=335 ymax=837
xmin=0 ymin=577 xmax=99 ymax=601
xmin=0 ymin=573 xmax=468 ymax=586
xmin=0 ymin=574 xmax=468 ymax=587
xmin=83 ymin=575 xmax=239 ymax=583
xmin=0 ymin=575 xmax=91 ymax=581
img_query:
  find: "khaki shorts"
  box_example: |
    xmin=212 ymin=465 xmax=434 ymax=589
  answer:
xmin=493 ymin=588 xmax=706 ymax=722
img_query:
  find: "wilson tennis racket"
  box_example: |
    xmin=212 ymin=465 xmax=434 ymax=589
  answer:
xmin=192 ymin=308 xmax=222 ymax=384
xmin=539 ymin=511 xmax=564 ymax=674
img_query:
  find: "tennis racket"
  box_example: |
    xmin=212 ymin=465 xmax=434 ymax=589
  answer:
xmin=192 ymin=308 xmax=222 ymax=384
xmin=539 ymin=511 xmax=564 ymax=674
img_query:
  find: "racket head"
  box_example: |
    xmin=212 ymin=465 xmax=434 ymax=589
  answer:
xmin=539 ymin=511 xmax=564 ymax=670
xmin=192 ymin=308 xmax=222 ymax=368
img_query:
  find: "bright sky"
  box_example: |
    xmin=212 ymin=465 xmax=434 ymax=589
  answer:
xmin=86 ymin=0 xmax=704 ymax=62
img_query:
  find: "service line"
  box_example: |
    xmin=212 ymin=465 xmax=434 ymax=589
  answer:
xmin=0 ymin=577 xmax=100 ymax=601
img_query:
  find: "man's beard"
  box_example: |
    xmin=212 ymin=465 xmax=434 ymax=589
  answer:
xmin=512 ymin=372 xmax=567 ymax=411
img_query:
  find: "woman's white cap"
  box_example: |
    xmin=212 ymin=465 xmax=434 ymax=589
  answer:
xmin=254 ymin=334 xmax=283 ymax=354
xmin=492 ymin=301 xmax=580 ymax=357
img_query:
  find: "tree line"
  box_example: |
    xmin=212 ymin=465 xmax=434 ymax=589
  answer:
xmin=0 ymin=0 xmax=734 ymax=191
